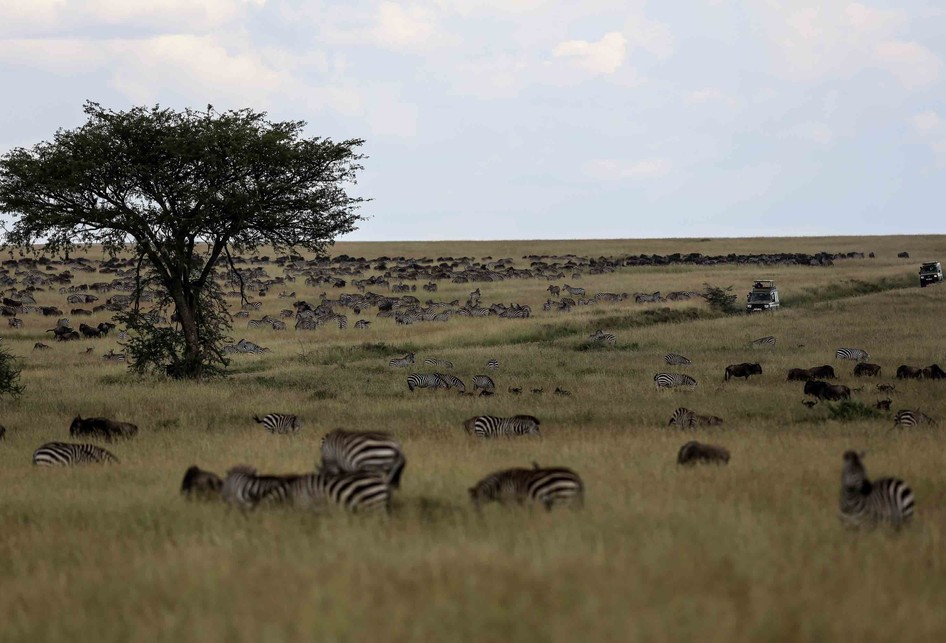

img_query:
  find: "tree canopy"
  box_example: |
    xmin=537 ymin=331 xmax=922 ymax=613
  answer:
xmin=0 ymin=102 xmax=367 ymax=378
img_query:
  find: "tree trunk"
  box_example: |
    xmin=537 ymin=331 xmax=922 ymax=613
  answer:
xmin=169 ymin=285 xmax=203 ymax=379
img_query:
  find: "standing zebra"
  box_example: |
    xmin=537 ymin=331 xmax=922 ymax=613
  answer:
xmin=486 ymin=358 xmax=500 ymax=370
xmin=407 ymin=373 xmax=448 ymax=391
xmin=253 ymin=413 xmax=301 ymax=434
xmin=221 ymin=465 xmax=301 ymax=508
xmin=472 ymin=374 xmax=495 ymax=394
xmin=423 ymin=357 xmax=454 ymax=369
xmin=32 ymin=441 xmax=119 ymax=466
xmin=468 ymin=463 xmax=583 ymax=510
xmin=664 ymin=353 xmax=692 ymax=366
xmin=839 ymin=451 xmax=914 ymax=529
xmin=836 ymin=347 xmax=870 ymax=362
xmin=354 ymin=319 xmax=371 ymax=329
xmin=654 ymin=373 xmax=698 ymax=390
xmin=389 ymin=352 xmax=415 ymax=368
xmin=436 ymin=373 xmax=466 ymax=393
xmin=563 ymin=284 xmax=585 ymax=297
xmin=259 ymin=470 xmax=391 ymax=513
xmin=319 ymin=428 xmax=406 ymax=488
xmin=751 ymin=335 xmax=776 ymax=348
xmin=462 ymin=415 xmax=540 ymax=438
xmin=893 ymin=410 xmax=936 ymax=428
xmin=589 ymin=329 xmax=616 ymax=346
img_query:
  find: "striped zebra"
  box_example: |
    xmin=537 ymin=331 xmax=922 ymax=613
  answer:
xmin=8 ymin=317 xmax=22 ymax=328
xmin=654 ymin=373 xmax=698 ymax=390
xmin=354 ymin=319 xmax=371 ymax=329
xmin=486 ymin=359 xmax=500 ymax=370
xmin=589 ymin=329 xmax=616 ymax=346
xmin=424 ymin=357 xmax=454 ymax=369
xmin=668 ymin=407 xmax=723 ymax=428
xmin=563 ymin=284 xmax=585 ymax=297
xmin=259 ymin=471 xmax=391 ymax=513
xmin=664 ymin=353 xmax=692 ymax=366
xmin=389 ymin=352 xmax=415 ymax=368
xmin=751 ymin=335 xmax=776 ymax=348
xmin=407 ymin=373 xmax=448 ymax=391
xmin=319 ymin=428 xmax=406 ymax=488
xmin=32 ymin=441 xmax=119 ymax=466
xmin=253 ymin=413 xmax=301 ymax=434
xmin=468 ymin=463 xmax=583 ymax=510
xmin=436 ymin=373 xmax=466 ymax=393
xmin=893 ymin=410 xmax=936 ymax=428
xmin=836 ymin=347 xmax=870 ymax=362
xmin=462 ymin=415 xmax=540 ymax=438
xmin=221 ymin=465 xmax=301 ymax=508
xmin=472 ymin=374 xmax=495 ymax=393
xmin=839 ymin=451 xmax=914 ymax=529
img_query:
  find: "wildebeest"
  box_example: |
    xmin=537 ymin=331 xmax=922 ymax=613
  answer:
xmin=69 ymin=416 xmax=139 ymax=441
xmin=808 ymin=365 xmax=836 ymax=379
xmin=922 ymin=364 xmax=946 ymax=379
xmin=0 ymin=425 xmax=5 ymax=441
xmin=804 ymin=380 xmax=851 ymax=401
xmin=875 ymin=399 xmax=892 ymax=411
xmin=853 ymin=363 xmax=882 ymax=377
xmin=79 ymin=323 xmax=102 ymax=338
xmin=896 ymin=365 xmax=924 ymax=379
xmin=677 ymin=441 xmax=730 ymax=466
xmin=787 ymin=368 xmax=812 ymax=381
xmin=180 ymin=465 xmax=223 ymax=500
xmin=724 ymin=363 xmax=762 ymax=381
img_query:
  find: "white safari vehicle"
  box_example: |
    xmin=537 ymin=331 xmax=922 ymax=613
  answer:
xmin=747 ymin=279 xmax=780 ymax=312
xmin=919 ymin=262 xmax=943 ymax=287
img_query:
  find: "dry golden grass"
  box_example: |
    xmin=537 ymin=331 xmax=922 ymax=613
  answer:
xmin=1 ymin=235 xmax=945 ymax=642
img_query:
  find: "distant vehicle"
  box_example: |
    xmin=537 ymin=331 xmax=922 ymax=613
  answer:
xmin=919 ymin=262 xmax=943 ymax=288
xmin=747 ymin=279 xmax=780 ymax=313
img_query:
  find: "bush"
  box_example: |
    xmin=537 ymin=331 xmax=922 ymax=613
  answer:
xmin=0 ymin=344 xmax=24 ymax=398
xmin=702 ymin=284 xmax=740 ymax=315
xmin=827 ymin=401 xmax=883 ymax=422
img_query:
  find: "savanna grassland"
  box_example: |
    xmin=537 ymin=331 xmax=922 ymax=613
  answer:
xmin=2 ymin=235 xmax=946 ymax=643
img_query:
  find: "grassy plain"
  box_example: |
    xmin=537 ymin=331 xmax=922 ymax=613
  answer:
xmin=1 ymin=235 xmax=946 ymax=642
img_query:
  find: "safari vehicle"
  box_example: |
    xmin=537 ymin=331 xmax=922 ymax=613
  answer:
xmin=747 ymin=279 xmax=780 ymax=312
xmin=919 ymin=262 xmax=943 ymax=287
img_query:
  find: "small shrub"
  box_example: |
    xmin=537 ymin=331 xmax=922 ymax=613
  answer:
xmin=702 ymin=284 xmax=740 ymax=315
xmin=827 ymin=401 xmax=883 ymax=422
xmin=0 ymin=345 xmax=24 ymax=398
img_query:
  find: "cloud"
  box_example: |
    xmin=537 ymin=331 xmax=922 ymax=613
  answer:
xmin=624 ymin=14 xmax=674 ymax=59
xmin=553 ymin=32 xmax=627 ymax=75
xmin=781 ymin=121 xmax=834 ymax=145
xmin=325 ymin=2 xmax=454 ymax=52
xmin=583 ymin=158 xmax=672 ymax=180
xmin=874 ymin=41 xmax=942 ymax=88
xmin=686 ymin=87 xmax=736 ymax=107
xmin=913 ymin=111 xmax=942 ymax=134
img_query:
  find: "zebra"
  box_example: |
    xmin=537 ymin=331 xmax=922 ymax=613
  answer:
xmin=102 ymin=350 xmax=126 ymax=362
xmin=751 ymin=335 xmax=776 ymax=348
xmin=32 ymin=441 xmax=119 ymax=466
xmin=468 ymin=463 xmax=583 ymax=510
xmin=424 ymin=357 xmax=454 ymax=369
xmin=486 ymin=358 xmax=500 ymax=370
xmin=472 ymin=374 xmax=495 ymax=394
xmin=8 ymin=317 xmax=22 ymax=328
xmin=839 ymin=450 xmax=914 ymax=529
xmin=389 ymin=352 xmax=415 ymax=368
xmin=407 ymin=373 xmax=448 ymax=391
xmin=319 ymin=428 xmax=406 ymax=488
xmin=893 ymin=410 xmax=936 ymax=428
xmin=547 ymin=285 xmax=560 ymax=297
xmin=354 ymin=319 xmax=371 ymax=329
xmin=436 ymin=373 xmax=466 ymax=393
xmin=836 ymin=347 xmax=870 ymax=362
xmin=664 ymin=353 xmax=691 ymax=366
xmin=668 ymin=407 xmax=723 ymax=428
xmin=654 ymin=373 xmax=698 ymax=390
xmin=221 ymin=465 xmax=301 ymax=508
xmin=589 ymin=329 xmax=616 ymax=346
xmin=253 ymin=413 xmax=301 ymax=434
xmin=563 ymin=284 xmax=585 ymax=297
xmin=258 ymin=470 xmax=391 ymax=513
xmin=462 ymin=415 xmax=540 ymax=438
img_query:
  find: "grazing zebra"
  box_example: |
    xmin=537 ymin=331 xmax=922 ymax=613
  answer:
xmin=486 ymin=358 xmax=500 ymax=370
xmin=8 ymin=317 xmax=22 ymax=328
xmin=472 ymin=374 xmax=495 ymax=393
xmin=424 ymin=357 xmax=454 ymax=369
xmin=893 ymin=410 xmax=936 ymax=428
xmin=664 ymin=353 xmax=691 ymax=366
xmin=563 ymin=284 xmax=585 ymax=297
xmin=547 ymin=285 xmax=560 ymax=297
xmin=32 ymin=441 xmax=119 ymax=466
xmin=667 ymin=407 xmax=723 ymax=428
xmin=354 ymin=319 xmax=371 ymax=329
xmin=320 ymin=428 xmax=406 ymax=488
xmin=389 ymin=352 xmax=415 ymax=368
xmin=259 ymin=470 xmax=391 ymax=513
xmin=253 ymin=413 xmax=301 ymax=434
xmin=836 ymin=347 xmax=870 ymax=362
xmin=468 ymin=463 xmax=583 ymax=510
xmin=654 ymin=373 xmax=698 ymax=390
xmin=751 ymin=335 xmax=776 ymax=348
xmin=435 ymin=373 xmax=466 ymax=393
xmin=407 ymin=373 xmax=448 ymax=391
xmin=589 ymin=329 xmax=616 ymax=346
xmin=839 ymin=451 xmax=914 ymax=529
xmin=221 ymin=465 xmax=301 ymax=508
xmin=102 ymin=350 xmax=126 ymax=362
xmin=462 ymin=415 xmax=540 ymax=438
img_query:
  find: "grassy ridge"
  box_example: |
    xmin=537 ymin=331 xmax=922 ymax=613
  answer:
xmin=0 ymin=235 xmax=945 ymax=642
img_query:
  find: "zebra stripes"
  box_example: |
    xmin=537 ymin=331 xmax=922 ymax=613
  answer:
xmin=589 ymin=329 xmax=616 ymax=346
xmin=751 ymin=335 xmax=776 ymax=347
xmin=32 ymin=441 xmax=119 ymax=466
xmin=468 ymin=463 xmax=583 ymax=510
xmin=654 ymin=373 xmax=698 ymax=390
xmin=320 ymin=428 xmax=406 ymax=488
xmin=839 ymin=451 xmax=914 ymax=529
xmin=462 ymin=415 xmax=540 ymax=438
xmin=486 ymin=359 xmax=500 ymax=369
xmin=836 ymin=347 xmax=870 ymax=361
xmin=407 ymin=373 xmax=448 ymax=391
xmin=472 ymin=375 xmax=495 ymax=393
xmin=222 ymin=465 xmax=300 ymax=508
xmin=259 ymin=471 xmax=391 ymax=513
xmin=664 ymin=353 xmax=691 ymax=366
xmin=667 ymin=407 xmax=723 ymax=428
xmin=436 ymin=374 xmax=466 ymax=393
xmin=893 ymin=410 xmax=936 ymax=428
xmin=389 ymin=352 xmax=415 ymax=368
xmin=253 ymin=413 xmax=301 ymax=434
xmin=424 ymin=357 xmax=454 ymax=369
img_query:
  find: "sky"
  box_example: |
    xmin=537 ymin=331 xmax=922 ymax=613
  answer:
xmin=0 ymin=0 xmax=944 ymax=241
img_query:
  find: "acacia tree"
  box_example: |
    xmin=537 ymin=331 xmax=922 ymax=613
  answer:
xmin=0 ymin=102 xmax=366 ymax=378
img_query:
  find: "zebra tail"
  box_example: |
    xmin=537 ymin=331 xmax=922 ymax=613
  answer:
xmin=253 ymin=415 xmax=263 ymax=424
xmin=387 ymin=453 xmax=407 ymax=489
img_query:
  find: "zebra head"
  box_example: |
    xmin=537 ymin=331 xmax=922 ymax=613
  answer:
xmin=841 ymin=451 xmax=869 ymax=491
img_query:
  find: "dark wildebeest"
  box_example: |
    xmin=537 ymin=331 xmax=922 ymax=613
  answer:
xmin=79 ymin=323 xmax=102 ymax=338
xmin=804 ymin=380 xmax=851 ymax=401
xmin=808 ymin=365 xmax=836 ymax=379
xmin=787 ymin=368 xmax=812 ymax=381
xmin=875 ymin=399 xmax=892 ymax=411
xmin=677 ymin=441 xmax=730 ymax=466
xmin=922 ymin=364 xmax=946 ymax=380
xmin=0 ymin=425 xmax=5 ymax=441
xmin=69 ymin=416 xmax=138 ymax=442
xmin=896 ymin=365 xmax=924 ymax=379
xmin=853 ymin=363 xmax=882 ymax=377
xmin=180 ymin=465 xmax=223 ymax=500
xmin=724 ymin=363 xmax=762 ymax=381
